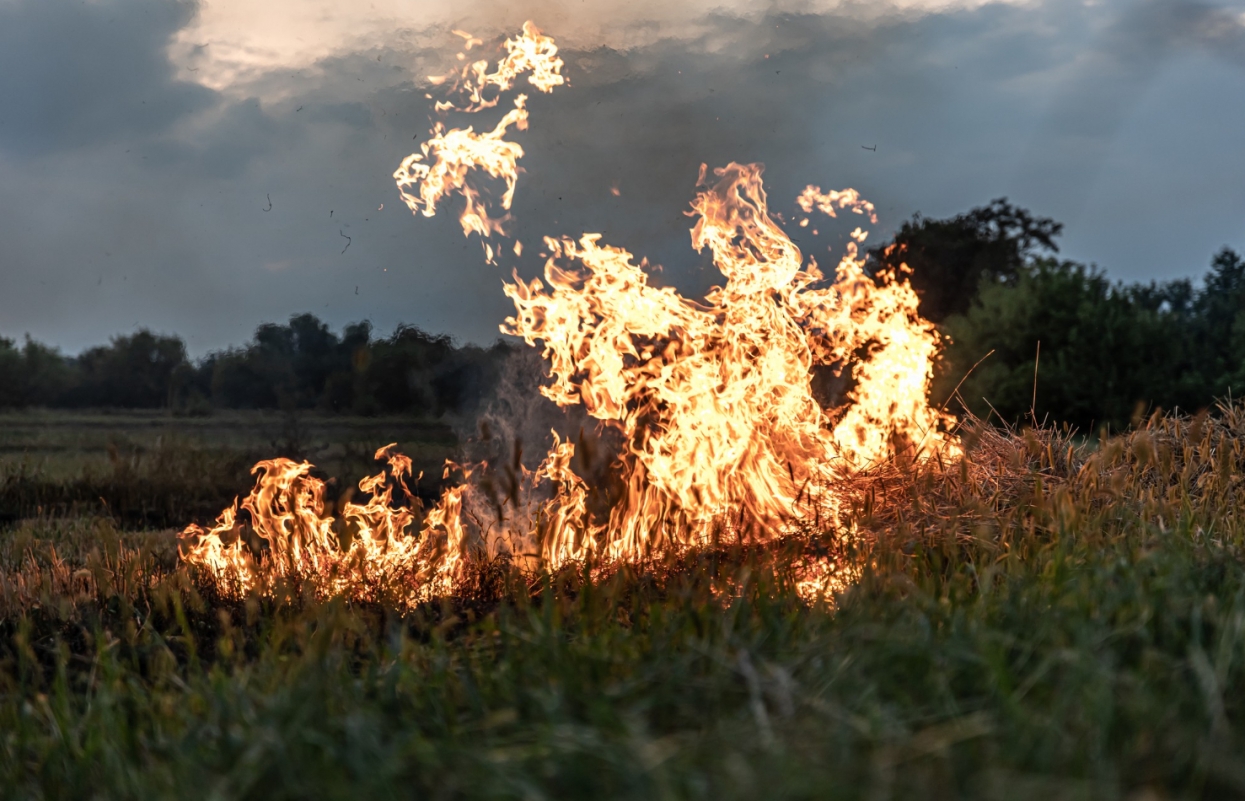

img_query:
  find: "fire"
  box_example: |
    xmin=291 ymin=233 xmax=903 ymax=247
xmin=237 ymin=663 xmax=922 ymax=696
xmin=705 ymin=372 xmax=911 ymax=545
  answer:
xmin=179 ymin=21 xmax=959 ymax=604
xmin=393 ymin=21 xmax=564 ymax=248
xmin=178 ymin=445 xmax=468 ymax=601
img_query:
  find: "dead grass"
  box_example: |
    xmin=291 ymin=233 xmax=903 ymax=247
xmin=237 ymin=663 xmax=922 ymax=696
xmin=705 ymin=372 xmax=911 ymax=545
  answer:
xmin=3 ymin=407 xmax=1245 ymax=798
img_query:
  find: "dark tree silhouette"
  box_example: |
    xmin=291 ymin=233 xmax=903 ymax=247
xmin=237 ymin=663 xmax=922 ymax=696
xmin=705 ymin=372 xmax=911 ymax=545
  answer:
xmin=871 ymin=199 xmax=1063 ymax=323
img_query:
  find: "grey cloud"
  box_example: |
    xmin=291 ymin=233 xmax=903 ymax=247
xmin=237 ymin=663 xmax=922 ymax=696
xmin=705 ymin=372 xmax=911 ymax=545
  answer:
xmin=0 ymin=0 xmax=214 ymax=156
xmin=494 ymin=2 xmax=1244 ymax=286
xmin=426 ymin=15 xmax=894 ymax=269
xmin=1052 ymin=0 xmax=1244 ymax=135
xmin=145 ymin=98 xmax=286 ymax=178
xmin=1104 ymin=0 xmax=1245 ymax=65
xmin=0 ymin=0 xmax=1241 ymax=356
xmin=1016 ymin=0 xmax=1245 ymax=209
xmin=420 ymin=9 xmax=1003 ymax=294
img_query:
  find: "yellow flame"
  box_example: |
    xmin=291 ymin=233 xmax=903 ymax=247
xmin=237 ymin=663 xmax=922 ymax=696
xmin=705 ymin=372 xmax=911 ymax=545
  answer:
xmin=796 ymin=185 xmax=877 ymax=223
xmin=393 ymin=22 xmax=564 ymax=251
xmin=179 ymin=445 xmax=463 ymax=602
xmin=180 ymin=22 xmax=959 ymax=605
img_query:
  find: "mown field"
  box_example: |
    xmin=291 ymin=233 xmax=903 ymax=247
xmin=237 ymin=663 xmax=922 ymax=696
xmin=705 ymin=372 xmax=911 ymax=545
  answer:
xmin=3 ymin=408 xmax=1245 ymax=798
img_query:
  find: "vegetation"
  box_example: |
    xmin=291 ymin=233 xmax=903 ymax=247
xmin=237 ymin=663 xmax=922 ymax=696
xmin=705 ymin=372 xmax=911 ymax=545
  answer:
xmin=3 ymin=200 xmax=1240 ymax=436
xmin=0 ymin=196 xmax=1236 ymax=441
xmin=0 ymin=316 xmax=513 ymax=417
xmin=872 ymin=198 xmax=1064 ymax=324
xmin=876 ymin=202 xmax=1245 ymax=432
xmin=2 ymin=198 xmax=1242 ymax=796
xmin=0 ymin=410 xmax=456 ymax=528
xmin=2 ymin=404 xmax=1245 ymax=797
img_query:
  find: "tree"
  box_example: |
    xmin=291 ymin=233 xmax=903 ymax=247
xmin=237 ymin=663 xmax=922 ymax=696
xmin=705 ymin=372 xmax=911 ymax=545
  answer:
xmin=0 ymin=336 xmax=73 ymax=407
xmin=1191 ymin=248 xmax=1245 ymax=396
xmin=362 ymin=325 xmax=457 ymax=415
xmin=0 ymin=314 xmax=514 ymax=415
xmin=872 ymin=199 xmax=1063 ymax=323
xmin=939 ymin=261 xmax=1165 ymax=430
xmin=934 ymin=251 xmax=1245 ymax=432
xmin=67 ymin=330 xmax=188 ymax=408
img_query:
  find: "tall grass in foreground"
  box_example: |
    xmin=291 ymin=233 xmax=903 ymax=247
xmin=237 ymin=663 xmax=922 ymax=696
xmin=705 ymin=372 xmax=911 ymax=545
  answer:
xmin=3 ymin=407 xmax=1245 ymax=798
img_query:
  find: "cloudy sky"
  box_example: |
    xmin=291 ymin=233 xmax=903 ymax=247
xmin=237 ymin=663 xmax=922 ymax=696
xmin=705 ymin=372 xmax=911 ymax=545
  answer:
xmin=0 ymin=0 xmax=1242 ymax=355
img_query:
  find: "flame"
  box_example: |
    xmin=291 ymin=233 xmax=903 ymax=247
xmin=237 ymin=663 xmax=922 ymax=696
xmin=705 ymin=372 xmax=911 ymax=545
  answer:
xmin=430 ymin=20 xmax=564 ymax=113
xmin=500 ymin=162 xmax=956 ymax=558
xmin=393 ymin=22 xmax=564 ymax=250
xmin=795 ymin=186 xmax=877 ymax=223
xmin=178 ymin=445 xmax=467 ymax=602
xmin=180 ymin=21 xmax=959 ymax=605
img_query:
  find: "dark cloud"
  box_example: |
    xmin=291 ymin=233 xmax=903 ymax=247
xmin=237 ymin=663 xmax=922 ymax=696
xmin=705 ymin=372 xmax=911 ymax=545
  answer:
xmin=1017 ymin=0 xmax=1245 ymax=211
xmin=0 ymin=0 xmax=214 ymax=156
xmin=0 ymin=0 xmax=1241 ymax=355
xmin=1104 ymin=0 xmax=1245 ymax=65
xmin=145 ymin=98 xmax=285 ymax=178
xmin=419 ymin=7 xmax=1032 ymax=296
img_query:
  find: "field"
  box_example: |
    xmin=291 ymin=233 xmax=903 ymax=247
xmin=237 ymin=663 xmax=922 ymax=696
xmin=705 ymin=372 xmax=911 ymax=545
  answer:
xmin=3 ymin=408 xmax=1245 ymax=799
xmin=0 ymin=410 xmax=457 ymax=528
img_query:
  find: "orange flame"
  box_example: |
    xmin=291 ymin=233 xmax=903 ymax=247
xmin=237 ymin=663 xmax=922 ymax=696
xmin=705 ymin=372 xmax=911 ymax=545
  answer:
xmin=180 ymin=22 xmax=959 ymax=604
xmin=501 ymin=162 xmax=957 ymax=557
xmin=393 ymin=22 xmax=564 ymax=248
xmin=178 ymin=445 xmax=468 ymax=602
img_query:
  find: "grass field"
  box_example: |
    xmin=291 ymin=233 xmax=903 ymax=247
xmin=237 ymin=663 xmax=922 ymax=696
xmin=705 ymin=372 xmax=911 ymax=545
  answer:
xmin=0 ymin=410 xmax=457 ymax=528
xmin=3 ymin=408 xmax=1245 ymax=798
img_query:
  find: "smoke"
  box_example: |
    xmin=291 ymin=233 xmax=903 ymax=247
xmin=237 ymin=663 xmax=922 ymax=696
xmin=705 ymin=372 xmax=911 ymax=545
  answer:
xmin=457 ymin=347 xmax=568 ymax=469
xmin=454 ymin=346 xmax=627 ymax=529
xmin=174 ymin=0 xmax=1008 ymax=95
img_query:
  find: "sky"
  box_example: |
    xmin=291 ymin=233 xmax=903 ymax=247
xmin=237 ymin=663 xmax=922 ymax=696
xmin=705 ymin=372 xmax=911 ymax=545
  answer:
xmin=0 ymin=0 xmax=1242 ymax=355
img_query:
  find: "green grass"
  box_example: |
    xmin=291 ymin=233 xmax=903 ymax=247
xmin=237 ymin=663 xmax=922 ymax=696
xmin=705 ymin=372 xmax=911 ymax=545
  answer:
xmin=0 ymin=410 xmax=456 ymax=527
xmin=2 ymin=410 xmax=1245 ymax=798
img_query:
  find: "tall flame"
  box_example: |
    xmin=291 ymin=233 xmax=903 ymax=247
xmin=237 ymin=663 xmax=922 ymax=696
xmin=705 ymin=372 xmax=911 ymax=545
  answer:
xmin=179 ymin=22 xmax=959 ymax=604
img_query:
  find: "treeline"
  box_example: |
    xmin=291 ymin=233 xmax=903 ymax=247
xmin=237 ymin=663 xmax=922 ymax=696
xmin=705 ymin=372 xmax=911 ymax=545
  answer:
xmin=0 ymin=315 xmax=513 ymax=416
xmin=876 ymin=200 xmax=1245 ymax=432
xmin=3 ymin=204 xmax=1243 ymax=431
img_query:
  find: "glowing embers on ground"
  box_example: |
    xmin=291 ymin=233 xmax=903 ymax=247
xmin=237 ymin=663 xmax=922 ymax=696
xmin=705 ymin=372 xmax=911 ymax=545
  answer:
xmin=178 ymin=21 xmax=960 ymax=605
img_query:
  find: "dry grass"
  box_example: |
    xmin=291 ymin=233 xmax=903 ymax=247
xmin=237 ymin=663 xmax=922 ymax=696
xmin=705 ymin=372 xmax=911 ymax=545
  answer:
xmin=3 ymin=407 xmax=1245 ymax=798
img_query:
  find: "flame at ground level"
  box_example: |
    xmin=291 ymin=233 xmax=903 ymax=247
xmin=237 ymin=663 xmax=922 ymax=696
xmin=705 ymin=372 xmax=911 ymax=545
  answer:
xmin=180 ymin=21 xmax=957 ymax=604
xmin=179 ymin=163 xmax=960 ymax=606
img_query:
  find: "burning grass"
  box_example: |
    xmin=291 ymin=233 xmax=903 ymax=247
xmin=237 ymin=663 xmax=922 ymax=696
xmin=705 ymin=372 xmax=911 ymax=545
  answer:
xmin=4 ymin=409 xmax=1245 ymax=797
xmin=5 ymin=21 xmax=1243 ymax=797
xmin=175 ymin=21 xmax=962 ymax=605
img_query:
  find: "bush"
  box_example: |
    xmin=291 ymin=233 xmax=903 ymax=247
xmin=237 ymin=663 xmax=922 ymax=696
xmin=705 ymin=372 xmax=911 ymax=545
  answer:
xmin=936 ymin=250 xmax=1245 ymax=432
